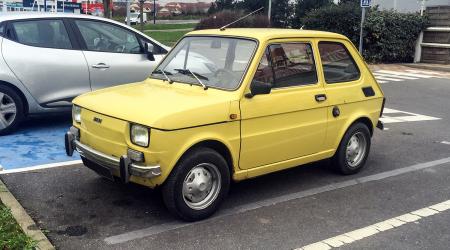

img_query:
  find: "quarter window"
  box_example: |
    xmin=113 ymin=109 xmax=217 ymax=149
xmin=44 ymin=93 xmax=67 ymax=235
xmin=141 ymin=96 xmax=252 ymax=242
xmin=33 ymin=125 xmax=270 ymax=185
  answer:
xmin=75 ymin=20 xmax=141 ymax=54
xmin=318 ymin=42 xmax=360 ymax=83
xmin=11 ymin=20 xmax=72 ymax=49
xmin=252 ymin=43 xmax=318 ymax=89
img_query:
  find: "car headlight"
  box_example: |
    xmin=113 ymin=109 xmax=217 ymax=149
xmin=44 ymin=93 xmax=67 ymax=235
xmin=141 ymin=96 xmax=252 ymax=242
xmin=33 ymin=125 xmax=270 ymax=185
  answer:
xmin=72 ymin=105 xmax=81 ymax=124
xmin=130 ymin=124 xmax=150 ymax=147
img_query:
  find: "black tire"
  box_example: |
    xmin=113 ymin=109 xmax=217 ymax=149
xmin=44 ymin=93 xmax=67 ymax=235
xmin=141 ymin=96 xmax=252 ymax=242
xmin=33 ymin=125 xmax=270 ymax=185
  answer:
xmin=333 ymin=123 xmax=371 ymax=175
xmin=162 ymin=147 xmax=230 ymax=221
xmin=0 ymin=85 xmax=24 ymax=136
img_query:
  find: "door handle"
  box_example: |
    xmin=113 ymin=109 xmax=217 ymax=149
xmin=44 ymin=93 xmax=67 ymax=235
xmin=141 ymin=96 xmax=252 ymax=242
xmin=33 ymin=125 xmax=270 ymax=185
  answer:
xmin=315 ymin=94 xmax=327 ymax=102
xmin=92 ymin=63 xmax=110 ymax=69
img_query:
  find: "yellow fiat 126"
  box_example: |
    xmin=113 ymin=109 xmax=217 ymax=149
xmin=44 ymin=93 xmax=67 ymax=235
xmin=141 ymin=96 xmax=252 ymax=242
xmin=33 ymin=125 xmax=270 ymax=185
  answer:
xmin=65 ymin=28 xmax=385 ymax=221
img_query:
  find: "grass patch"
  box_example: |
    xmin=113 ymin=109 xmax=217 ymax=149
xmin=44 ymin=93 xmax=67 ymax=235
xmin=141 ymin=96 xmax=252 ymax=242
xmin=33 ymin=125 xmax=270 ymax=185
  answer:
xmin=0 ymin=203 xmax=36 ymax=250
xmin=141 ymin=23 xmax=196 ymax=30
xmin=144 ymin=30 xmax=190 ymax=47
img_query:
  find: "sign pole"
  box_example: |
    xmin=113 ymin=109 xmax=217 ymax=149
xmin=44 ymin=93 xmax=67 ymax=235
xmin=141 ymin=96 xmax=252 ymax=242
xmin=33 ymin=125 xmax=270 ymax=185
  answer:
xmin=359 ymin=7 xmax=366 ymax=54
xmin=153 ymin=0 xmax=156 ymax=24
xmin=268 ymin=0 xmax=271 ymax=23
xmin=126 ymin=0 xmax=131 ymax=26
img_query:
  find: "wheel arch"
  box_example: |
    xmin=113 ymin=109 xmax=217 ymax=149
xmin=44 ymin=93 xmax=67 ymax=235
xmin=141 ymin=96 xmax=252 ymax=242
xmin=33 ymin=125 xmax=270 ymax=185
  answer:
xmin=0 ymin=80 xmax=29 ymax=115
xmin=176 ymin=139 xmax=235 ymax=177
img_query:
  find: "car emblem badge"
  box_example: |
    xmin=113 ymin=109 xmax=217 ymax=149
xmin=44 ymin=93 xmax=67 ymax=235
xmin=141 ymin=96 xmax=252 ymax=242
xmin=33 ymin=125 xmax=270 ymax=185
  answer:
xmin=93 ymin=117 xmax=102 ymax=124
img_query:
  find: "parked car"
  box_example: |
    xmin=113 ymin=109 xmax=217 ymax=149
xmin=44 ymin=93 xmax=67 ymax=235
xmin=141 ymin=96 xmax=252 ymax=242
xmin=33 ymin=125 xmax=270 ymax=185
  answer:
xmin=65 ymin=28 xmax=385 ymax=221
xmin=125 ymin=12 xmax=147 ymax=25
xmin=0 ymin=13 xmax=169 ymax=135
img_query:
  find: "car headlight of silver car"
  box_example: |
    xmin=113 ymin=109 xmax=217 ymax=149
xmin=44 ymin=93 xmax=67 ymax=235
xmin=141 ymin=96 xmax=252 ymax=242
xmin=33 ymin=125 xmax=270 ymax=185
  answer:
xmin=130 ymin=124 xmax=150 ymax=147
xmin=72 ymin=105 xmax=81 ymax=124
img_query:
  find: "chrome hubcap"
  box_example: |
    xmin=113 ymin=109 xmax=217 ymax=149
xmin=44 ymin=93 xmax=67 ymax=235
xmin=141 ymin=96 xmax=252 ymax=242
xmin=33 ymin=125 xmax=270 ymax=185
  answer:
xmin=346 ymin=132 xmax=367 ymax=168
xmin=182 ymin=163 xmax=221 ymax=210
xmin=0 ymin=92 xmax=17 ymax=130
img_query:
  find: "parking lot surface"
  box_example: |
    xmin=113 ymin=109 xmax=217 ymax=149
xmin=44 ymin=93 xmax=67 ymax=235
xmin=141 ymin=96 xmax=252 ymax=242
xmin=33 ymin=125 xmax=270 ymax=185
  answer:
xmin=1 ymin=69 xmax=450 ymax=249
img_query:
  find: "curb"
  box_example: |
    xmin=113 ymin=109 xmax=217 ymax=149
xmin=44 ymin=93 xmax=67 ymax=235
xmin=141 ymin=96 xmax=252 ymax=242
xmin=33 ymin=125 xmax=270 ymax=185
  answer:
xmin=403 ymin=63 xmax=450 ymax=73
xmin=0 ymin=178 xmax=55 ymax=250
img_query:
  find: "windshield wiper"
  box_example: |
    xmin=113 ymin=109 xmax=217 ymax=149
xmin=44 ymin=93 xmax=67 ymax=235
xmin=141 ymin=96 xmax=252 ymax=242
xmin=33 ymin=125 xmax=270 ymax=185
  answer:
xmin=174 ymin=68 xmax=209 ymax=90
xmin=152 ymin=69 xmax=173 ymax=83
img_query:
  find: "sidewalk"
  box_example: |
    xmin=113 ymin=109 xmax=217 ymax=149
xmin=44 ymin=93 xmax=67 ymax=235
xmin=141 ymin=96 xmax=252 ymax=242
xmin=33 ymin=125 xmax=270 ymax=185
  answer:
xmin=369 ymin=63 xmax=450 ymax=77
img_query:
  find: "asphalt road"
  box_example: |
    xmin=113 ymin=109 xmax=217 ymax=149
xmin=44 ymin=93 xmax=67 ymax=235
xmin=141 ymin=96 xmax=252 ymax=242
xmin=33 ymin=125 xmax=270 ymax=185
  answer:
xmin=1 ymin=72 xmax=450 ymax=249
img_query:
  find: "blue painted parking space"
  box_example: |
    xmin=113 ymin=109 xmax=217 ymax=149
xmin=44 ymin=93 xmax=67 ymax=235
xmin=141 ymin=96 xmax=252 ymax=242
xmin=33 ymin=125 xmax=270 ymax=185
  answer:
xmin=0 ymin=115 xmax=79 ymax=170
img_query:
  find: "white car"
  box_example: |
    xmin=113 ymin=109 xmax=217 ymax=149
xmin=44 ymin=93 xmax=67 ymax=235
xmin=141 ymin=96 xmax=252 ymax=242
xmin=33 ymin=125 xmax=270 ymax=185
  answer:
xmin=125 ymin=13 xmax=147 ymax=25
xmin=0 ymin=13 xmax=169 ymax=134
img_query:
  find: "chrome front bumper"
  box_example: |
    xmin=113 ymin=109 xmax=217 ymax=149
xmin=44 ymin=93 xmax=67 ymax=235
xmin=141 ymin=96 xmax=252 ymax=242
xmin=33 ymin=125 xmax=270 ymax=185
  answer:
xmin=65 ymin=126 xmax=161 ymax=183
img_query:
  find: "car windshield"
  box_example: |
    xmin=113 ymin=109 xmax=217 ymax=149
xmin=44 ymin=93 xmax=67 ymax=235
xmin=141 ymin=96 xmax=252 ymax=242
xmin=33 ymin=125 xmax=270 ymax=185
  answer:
xmin=151 ymin=36 xmax=257 ymax=90
xmin=130 ymin=13 xmax=139 ymax=18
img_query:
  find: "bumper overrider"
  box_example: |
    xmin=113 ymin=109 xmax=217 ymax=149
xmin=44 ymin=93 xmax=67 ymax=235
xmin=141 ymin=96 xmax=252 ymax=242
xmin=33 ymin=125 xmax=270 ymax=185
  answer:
xmin=65 ymin=126 xmax=161 ymax=183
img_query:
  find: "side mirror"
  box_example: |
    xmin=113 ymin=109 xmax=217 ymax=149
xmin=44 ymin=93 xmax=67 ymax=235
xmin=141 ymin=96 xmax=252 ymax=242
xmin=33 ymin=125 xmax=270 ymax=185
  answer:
xmin=145 ymin=42 xmax=155 ymax=61
xmin=245 ymin=80 xmax=272 ymax=98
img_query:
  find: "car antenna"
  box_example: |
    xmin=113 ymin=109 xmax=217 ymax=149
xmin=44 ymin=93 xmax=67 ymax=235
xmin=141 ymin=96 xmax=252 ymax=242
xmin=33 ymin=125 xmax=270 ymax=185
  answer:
xmin=219 ymin=7 xmax=264 ymax=31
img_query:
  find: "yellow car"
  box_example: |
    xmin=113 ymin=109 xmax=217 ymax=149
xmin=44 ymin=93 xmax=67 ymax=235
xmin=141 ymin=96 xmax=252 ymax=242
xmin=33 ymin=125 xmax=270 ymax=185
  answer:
xmin=65 ymin=28 xmax=385 ymax=221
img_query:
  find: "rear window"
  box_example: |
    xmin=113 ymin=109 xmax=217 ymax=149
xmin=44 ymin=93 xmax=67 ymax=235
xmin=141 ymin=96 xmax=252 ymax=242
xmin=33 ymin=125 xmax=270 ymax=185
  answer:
xmin=318 ymin=42 xmax=360 ymax=84
xmin=11 ymin=19 xmax=72 ymax=49
xmin=0 ymin=22 xmax=4 ymax=37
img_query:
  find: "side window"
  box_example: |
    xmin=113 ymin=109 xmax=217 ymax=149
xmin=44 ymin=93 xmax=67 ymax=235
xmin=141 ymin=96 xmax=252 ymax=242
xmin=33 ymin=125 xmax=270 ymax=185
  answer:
xmin=253 ymin=47 xmax=275 ymax=86
xmin=269 ymin=43 xmax=317 ymax=88
xmin=318 ymin=42 xmax=360 ymax=83
xmin=75 ymin=20 xmax=141 ymax=54
xmin=252 ymin=43 xmax=317 ymax=89
xmin=11 ymin=20 xmax=72 ymax=49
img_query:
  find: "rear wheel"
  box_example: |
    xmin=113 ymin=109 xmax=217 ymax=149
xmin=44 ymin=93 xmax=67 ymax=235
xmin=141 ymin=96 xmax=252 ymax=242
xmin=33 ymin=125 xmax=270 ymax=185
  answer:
xmin=162 ymin=147 xmax=230 ymax=221
xmin=0 ymin=85 xmax=24 ymax=135
xmin=333 ymin=123 xmax=371 ymax=175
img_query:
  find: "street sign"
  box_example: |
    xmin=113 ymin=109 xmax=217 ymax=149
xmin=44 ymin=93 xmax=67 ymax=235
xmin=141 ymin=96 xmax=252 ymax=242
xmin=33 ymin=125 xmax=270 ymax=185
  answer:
xmin=361 ymin=0 xmax=371 ymax=8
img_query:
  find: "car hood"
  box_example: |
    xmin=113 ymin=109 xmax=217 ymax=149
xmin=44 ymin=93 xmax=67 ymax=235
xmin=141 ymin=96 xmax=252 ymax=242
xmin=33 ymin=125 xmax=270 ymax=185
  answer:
xmin=73 ymin=79 xmax=236 ymax=130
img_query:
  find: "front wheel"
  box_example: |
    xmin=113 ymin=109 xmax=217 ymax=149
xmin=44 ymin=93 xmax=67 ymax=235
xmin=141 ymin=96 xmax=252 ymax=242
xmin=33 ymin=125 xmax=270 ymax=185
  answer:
xmin=162 ymin=147 xmax=230 ymax=221
xmin=333 ymin=123 xmax=371 ymax=175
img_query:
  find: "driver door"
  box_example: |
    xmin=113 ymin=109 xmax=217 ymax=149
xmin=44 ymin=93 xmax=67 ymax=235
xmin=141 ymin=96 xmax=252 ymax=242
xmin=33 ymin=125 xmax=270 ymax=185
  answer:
xmin=72 ymin=19 xmax=164 ymax=91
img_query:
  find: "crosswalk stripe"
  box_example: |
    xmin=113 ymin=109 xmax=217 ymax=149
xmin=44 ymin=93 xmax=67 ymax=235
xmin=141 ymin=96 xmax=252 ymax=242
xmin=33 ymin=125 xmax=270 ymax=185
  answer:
xmin=373 ymin=73 xmax=418 ymax=80
xmin=377 ymin=80 xmax=388 ymax=83
xmin=405 ymin=69 xmax=444 ymax=76
xmin=377 ymin=70 xmax=435 ymax=78
xmin=375 ymin=76 xmax=403 ymax=81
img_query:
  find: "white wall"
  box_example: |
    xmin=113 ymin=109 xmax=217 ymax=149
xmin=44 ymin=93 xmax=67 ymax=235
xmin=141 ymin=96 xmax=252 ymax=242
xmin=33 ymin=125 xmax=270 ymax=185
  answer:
xmin=372 ymin=0 xmax=450 ymax=13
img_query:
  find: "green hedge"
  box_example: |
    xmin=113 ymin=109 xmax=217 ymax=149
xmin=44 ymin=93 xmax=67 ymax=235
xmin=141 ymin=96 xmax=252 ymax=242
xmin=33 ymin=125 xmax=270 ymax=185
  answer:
xmin=303 ymin=4 xmax=427 ymax=63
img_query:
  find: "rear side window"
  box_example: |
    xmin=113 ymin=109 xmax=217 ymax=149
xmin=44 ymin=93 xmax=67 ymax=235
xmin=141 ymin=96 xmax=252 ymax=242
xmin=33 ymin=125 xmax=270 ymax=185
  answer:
xmin=318 ymin=42 xmax=360 ymax=83
xmin=11 ymin=20 xmax=72 ymax=49
xmin=0 ymin=23 xmax=4 ymax=37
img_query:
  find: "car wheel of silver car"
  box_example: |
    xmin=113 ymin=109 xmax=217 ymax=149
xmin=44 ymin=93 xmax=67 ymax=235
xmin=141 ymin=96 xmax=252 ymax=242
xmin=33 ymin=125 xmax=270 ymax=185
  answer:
xmin=0 ymin=85 xmax=24 ymax=136
xmin=334 ymin=122 xmax=371 ymax=175
xmin=162 ymin=147 xmax=230 ymax=221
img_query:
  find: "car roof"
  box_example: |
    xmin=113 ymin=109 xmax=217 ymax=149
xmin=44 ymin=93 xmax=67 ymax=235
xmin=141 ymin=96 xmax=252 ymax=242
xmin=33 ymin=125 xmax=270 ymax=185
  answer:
xmin=0 ymin=12 xmax=170 ymax=50
xmin=187 ymin=28 xmax=349 ymax=41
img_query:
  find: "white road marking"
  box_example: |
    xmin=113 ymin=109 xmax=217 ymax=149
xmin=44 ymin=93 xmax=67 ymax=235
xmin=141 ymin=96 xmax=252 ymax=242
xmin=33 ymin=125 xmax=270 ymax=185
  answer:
xmin=296 ymin=200 xmax=450 ymax=250
xmin=380 ymin=108 xmax=441 ymax=124
xmin=0 ymin=160 xmax=82 ymax=174
xmin=373 ymin=73 xmax=418 ymax=80
xmin=377 ymin=80 xmax=388 ymax=83
xmin=375 ymin=76 xmax=403 ymax=81
xmin=104 ymin=157 xmax=450 ymax=245
xmin=405 ymin=69 xmax=445 ymax=76
xmin=441 ymin=141 xmax=450 ymax=145
xmin=377 ymin=70 xmax=436 ymax=78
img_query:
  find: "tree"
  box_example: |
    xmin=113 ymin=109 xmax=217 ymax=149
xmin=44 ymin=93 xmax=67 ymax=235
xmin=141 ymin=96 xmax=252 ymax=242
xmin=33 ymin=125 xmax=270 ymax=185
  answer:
xmin=292 ymin=0 xmax=332 ymax=28
xmin=271 ymin=0 xmax=292 ymax=28
xmin=208 ymin=0 xmax=235 ymax=14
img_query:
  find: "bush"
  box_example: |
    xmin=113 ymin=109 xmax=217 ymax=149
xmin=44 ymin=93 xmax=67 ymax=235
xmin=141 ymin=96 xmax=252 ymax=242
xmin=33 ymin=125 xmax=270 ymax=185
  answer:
xmin=195 ymin=10 xmax=269 ymax=30
xmin=303 ymin=4 xmax=427 ymax=63
xmin=363 ymin=10 xmax=427 ymax=63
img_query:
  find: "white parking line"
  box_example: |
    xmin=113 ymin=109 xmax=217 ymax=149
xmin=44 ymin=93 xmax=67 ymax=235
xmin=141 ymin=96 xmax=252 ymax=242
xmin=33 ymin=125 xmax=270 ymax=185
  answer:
xmin=380 ymin=108 xmax=441 ymax=124
xmin=377 ymin=70 xmax=436 ymax=78
xmin=104 ymin=157 xmax=450 ymax=245
xmin=0 ymin=160 xmax=82 ymax=174
xmin=373 ymin=73 xmax=418 ymax=80
xmin=297 ymin=200 xmax=450 ymax=250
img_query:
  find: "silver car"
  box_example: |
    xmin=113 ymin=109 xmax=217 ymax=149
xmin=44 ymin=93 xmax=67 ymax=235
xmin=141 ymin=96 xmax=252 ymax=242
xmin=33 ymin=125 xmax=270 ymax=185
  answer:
xmin=0 ymin=13 xmax=169 ymax=135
